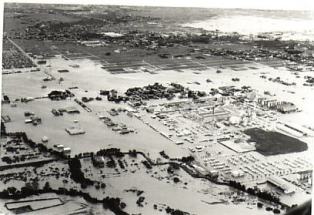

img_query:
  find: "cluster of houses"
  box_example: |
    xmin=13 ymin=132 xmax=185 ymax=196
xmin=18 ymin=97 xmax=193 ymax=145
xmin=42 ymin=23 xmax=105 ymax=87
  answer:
xmin=48 ymin=90 xmax=74 ymax=101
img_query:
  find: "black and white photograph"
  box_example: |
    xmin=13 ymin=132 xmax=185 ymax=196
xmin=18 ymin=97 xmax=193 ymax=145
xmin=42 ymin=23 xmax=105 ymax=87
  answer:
xmin=0 ymin=0 xmax=313 ymax=214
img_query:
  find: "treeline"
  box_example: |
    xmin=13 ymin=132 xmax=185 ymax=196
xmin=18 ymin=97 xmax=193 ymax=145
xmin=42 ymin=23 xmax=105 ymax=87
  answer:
xmin=68 ymin=157 xmax=94 ymax=188
xmin=5 ymin=132 xmax=68 ymax=159
xmin=170 ymin=156 xmax=195 ymax=164
xmin=165 ymin=206 xmax=190 ymax=215
xmin=229 ymin=180 xmax=280 ymax=204
xmin=180 ymin=156 xmax=195 ymax=163
xmin=1 ymin=122 xmax=6 ymax=136
xmin=141 ymin=160 xmax=152 ymax=169
xmin=96 ymin=148 xmax=124 ymax=158
xmin=1 ymin=131 xmax=66 ymax=165
xmin=128 ymin=149 xmax=137 ymax=157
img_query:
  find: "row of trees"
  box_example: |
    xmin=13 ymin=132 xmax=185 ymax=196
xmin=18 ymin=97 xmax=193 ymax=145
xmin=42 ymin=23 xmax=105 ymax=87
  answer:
xmin=128 ymin=150 xmax=138 ymax=157
xmin=5 ymin=132 xmax=68 ymax=159
xmin=1 ymin=122 xmax=6 ymax=136
xmin=96 ymin=148 xmax=124 ymax=158
xmin=180 ymin=156 xmax=195 ymax=164
xmin=141 ymin=160 xmax=152 ymax=169
xmin=68 ymin=157 xmax=94 ymax=188
xmin=165 ymin=206 xmax=189 ymax=215
xmin=229 ymin=180 xmax=280 ymax=204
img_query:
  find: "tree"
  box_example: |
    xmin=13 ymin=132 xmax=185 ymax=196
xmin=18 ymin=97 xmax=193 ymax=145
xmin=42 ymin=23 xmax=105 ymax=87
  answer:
xmin=1 ymin=121 xmax=6 ymax=136
xmin=273 ymin=208 xmax=280 ymax=214
xmin=173 ymin=177 xmax=180 ymax=183
xmin=31 ymin=178 xmax=39 ymax=190
xmin=7 ymin=187 xmax=17 ymax=195
xmin=106 ymin=160 xmax=116 ymax=168
xmin=128 ymin=150 xmax=137 ymax=157
xmin=43 ymin=182 xmax=51 ymax=192
xmin=0 ymin=189 xmax=9 ymax=198
xmin=181 ymin=156 xmax=194 ymax=163
xmin=21 ymin=186 xmax=34 ymax=197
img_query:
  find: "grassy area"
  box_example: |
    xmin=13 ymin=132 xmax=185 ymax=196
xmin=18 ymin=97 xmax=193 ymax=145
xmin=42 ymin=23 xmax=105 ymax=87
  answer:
xmin=244 ymin=128 xmax=308 ymax=156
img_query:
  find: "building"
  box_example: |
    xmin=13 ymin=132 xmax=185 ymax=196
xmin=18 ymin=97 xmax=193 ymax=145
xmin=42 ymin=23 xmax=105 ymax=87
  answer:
xmin=48 ymin=90 xmax=73 ymax=100
xmin=277 ymin=102 xmax=298 ymax=113
xmin=63 ymin=147 xmax=71 ymax=156
xmin=65 ymin=126 xmax=85 ymax=135
xmin=231 ymin=170 xmax=245 ymax=178
xmin=298 ymin=170 xmax=312 ymax=183
xmin=57 ymin=69 xmax=69 ymax=73
xmin=267 ymin=176 xmax=295 ymax=194
xmin=229 ymin=116 xmax=241 ymax=125
xmin=2 ymin=94 xmax=10 ymax=104
xmin=65 ymin=106 xmax=80 ymax=114
xmin=258 ymin=97 xmax=298 ymax=113
xmin=55 ymin=144 xmax=64 ymax=151
xmin=92 ymin=155 xmax=105 ymax=168
xmin=41 ymin=136 xmax=49 ymax=143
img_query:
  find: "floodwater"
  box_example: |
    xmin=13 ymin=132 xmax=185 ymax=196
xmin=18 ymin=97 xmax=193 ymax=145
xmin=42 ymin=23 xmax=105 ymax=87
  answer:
xmin=2 ymin=55 xmax=313 ymax=215
xmin=2 ymin=98 xmax=189 ymax=159
xmin=3 ymin=56 xmax=314 ymax=156
xmin=105 ymin=169 xmax=272 ymax=215
xmin=182 ymin=14 xmax=314 ymax=41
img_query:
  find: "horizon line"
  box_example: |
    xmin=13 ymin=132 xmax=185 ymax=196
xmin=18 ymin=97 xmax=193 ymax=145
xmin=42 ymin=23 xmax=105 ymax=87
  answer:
xmin=2 ymin=0 xmax=314 ymax=12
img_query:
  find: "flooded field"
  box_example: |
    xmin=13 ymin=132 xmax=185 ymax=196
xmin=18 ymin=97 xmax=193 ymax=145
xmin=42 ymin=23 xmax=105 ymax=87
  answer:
xmin=3 ymin=55 xmax=314 ymax=157
xmin=2 ymin=98 xmax=188 ymax=159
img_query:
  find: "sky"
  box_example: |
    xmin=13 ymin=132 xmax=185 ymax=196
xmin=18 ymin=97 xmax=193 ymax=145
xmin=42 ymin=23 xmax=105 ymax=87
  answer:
xmin=2 ymin=0 xmax=314 ymax=11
